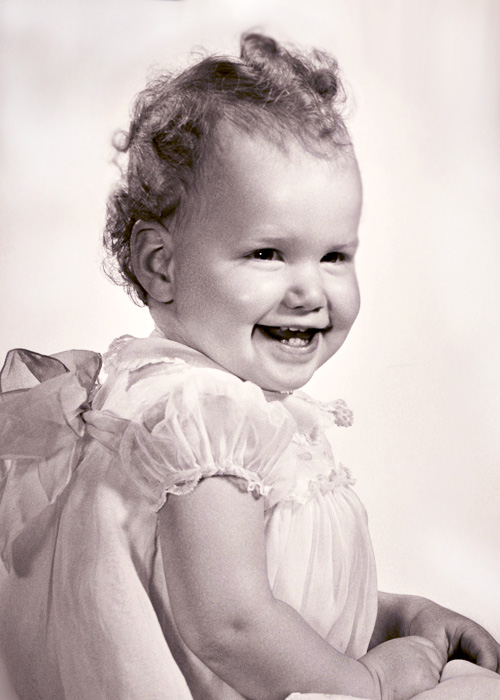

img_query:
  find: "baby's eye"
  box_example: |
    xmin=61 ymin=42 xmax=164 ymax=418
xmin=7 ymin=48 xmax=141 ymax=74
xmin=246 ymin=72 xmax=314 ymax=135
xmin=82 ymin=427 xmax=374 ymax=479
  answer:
xmin=321 ymin=251 xmax=346 ymax=264
xmin=247 ymin=248 xmax=282 ymax=261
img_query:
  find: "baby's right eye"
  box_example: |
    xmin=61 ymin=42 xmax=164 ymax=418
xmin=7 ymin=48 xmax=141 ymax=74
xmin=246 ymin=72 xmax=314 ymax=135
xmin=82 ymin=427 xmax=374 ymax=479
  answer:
xmin=247 ymin=248 xmax=282 ymax=261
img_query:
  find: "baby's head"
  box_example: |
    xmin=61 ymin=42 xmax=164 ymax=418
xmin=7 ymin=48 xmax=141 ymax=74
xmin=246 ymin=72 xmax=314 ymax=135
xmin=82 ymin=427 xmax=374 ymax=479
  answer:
xmin=105 ymin=33 xmax=362 ymax=392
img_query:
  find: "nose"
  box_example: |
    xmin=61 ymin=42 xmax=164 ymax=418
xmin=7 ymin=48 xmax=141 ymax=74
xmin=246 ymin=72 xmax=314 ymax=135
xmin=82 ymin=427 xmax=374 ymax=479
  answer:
xmin=283 ymin=262 xmax=326 ymax=312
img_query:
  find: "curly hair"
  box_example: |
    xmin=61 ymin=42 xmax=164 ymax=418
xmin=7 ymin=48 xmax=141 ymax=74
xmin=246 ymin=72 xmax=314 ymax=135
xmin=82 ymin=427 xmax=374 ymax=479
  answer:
xmin=103 ymin=32 xmax=351 ymax=305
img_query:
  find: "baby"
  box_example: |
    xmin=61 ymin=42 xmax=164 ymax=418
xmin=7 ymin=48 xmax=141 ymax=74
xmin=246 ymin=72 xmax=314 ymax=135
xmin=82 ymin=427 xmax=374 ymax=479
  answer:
xmin=0 ymin=32 xmax=499 ymax=700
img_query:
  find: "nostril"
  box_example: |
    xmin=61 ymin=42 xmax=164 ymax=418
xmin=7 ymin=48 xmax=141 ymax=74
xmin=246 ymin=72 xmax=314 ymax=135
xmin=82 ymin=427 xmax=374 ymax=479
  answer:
xmin=284 ymin=281 xmax=326 ymax=311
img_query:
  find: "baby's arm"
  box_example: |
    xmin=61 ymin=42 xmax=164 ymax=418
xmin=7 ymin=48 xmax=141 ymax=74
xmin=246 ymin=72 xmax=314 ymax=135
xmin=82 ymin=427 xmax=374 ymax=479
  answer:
xmin=159 ymin=477 xmax=441 ymax=700
xmin=370 ymin=592 xmax=500 ymax=672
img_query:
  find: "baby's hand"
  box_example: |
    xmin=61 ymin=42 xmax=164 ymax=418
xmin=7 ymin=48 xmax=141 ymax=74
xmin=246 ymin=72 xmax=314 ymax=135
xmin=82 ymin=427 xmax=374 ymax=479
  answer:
xmin=359 ymin=636 xmax=442 ymax=700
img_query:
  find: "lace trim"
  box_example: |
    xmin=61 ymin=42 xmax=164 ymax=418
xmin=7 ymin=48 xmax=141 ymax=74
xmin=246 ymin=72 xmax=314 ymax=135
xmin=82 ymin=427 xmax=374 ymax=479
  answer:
xmin=155 ymin=463 xmax=272 ymax=511
xmin=324 ymin=399 xmax=354 ymax=427
xmin=298 ymin=395 xmax=353 ymax=429
xmin=102 ymin=335 xmax=188 ymax=376
xmin=102 ymin=335 xmax=135 ymax=373
xmin=282 ymin=464 xmax=355 ymax=505
xmin=99 ymin=343 xmax=355 ymax=510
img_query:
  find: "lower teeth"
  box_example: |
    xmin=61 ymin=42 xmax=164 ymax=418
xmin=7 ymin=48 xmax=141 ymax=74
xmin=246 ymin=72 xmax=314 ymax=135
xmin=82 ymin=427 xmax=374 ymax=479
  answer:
xmin=281 ymin=337 xmax=309 ymax=347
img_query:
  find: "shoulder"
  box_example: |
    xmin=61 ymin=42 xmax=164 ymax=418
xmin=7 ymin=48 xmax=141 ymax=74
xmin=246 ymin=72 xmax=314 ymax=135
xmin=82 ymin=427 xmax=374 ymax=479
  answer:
xmin=97 ymin=334 xmax=287 ymax=425
xmin=90 ymin=336 xmax=299 ymax=508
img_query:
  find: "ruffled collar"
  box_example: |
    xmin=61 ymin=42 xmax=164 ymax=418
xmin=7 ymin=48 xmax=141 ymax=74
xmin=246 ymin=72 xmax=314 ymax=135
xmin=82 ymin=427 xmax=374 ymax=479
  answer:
xmin=103 ymin=330 xmax=233 ymax=378
xmin=102 ymin=331 xmax=353 ymax=431
xmin=104 ymin=330 xmax=294 ymax=398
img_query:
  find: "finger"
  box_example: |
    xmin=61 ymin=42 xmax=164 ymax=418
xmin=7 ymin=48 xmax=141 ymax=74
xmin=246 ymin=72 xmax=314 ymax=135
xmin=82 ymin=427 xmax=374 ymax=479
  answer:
xmin=476 ymin=646 xmax=500 ymax=673
xmin=460 ymin=630 xmax=500 ymax=672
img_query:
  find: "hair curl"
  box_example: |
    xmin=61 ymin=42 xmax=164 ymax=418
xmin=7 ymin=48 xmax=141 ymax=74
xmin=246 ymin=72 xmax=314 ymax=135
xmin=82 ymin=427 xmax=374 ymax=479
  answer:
xmin=103 ymin=32 xmax=351 ymax=305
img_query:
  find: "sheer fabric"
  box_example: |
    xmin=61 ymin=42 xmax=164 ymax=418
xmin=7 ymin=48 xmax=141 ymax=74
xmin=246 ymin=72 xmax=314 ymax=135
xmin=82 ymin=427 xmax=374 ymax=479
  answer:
xmin=0 ymin=335 xmax=497 ymax=699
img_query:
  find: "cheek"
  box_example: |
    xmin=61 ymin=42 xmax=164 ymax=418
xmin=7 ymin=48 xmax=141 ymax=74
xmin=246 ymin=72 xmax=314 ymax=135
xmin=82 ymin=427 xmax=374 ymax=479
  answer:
xmin=218 ymin=272 xmax=280 ymax=313
xmin=180 ymin=276 xmax=255 ymax=331
xmin=348 ymin=282 xmax=361 ymax=321
xmin=175 ymin=262 xmax=228 ymax=310
xmin=240 ymin=271 xmax=284 ymax=299
xmin=330 ymin=277 xmax=360 ymax=325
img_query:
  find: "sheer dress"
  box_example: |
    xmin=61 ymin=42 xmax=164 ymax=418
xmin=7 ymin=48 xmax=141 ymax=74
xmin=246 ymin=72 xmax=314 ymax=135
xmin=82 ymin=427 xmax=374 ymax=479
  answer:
xmin=0 ymin=334 xmax=497 ymax=700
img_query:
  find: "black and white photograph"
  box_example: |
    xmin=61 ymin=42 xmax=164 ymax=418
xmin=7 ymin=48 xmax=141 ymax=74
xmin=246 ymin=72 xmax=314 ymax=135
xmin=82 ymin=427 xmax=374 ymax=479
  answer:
xmin=1 ymin=1 xmax=499 ymax=698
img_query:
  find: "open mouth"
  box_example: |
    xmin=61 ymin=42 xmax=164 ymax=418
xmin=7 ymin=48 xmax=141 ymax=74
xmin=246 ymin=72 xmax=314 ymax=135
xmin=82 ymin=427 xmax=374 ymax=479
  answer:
xmin=256 ymin=325 xmax=327 ymax=347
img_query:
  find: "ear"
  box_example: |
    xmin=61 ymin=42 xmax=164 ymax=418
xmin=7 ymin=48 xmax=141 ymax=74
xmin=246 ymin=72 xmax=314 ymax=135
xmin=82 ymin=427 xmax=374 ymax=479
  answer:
xmin=130 ymin=220 xmax=175 ymax=303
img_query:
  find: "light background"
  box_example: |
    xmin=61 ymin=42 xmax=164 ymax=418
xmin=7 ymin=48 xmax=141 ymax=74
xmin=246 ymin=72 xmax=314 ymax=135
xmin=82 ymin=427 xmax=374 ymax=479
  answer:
xmin=1 ymin=0 xmax=499 ymax=653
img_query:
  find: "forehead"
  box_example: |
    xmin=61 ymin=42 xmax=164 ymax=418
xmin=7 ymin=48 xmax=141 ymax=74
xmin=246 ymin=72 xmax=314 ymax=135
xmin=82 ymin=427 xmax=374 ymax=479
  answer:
xmin=176 ymin=127 xmax=362 ymax=251
xmin=209 ymin=127 xmax=359 ymax=203
xmin=216 ymin=125 xmax=357 ymax=182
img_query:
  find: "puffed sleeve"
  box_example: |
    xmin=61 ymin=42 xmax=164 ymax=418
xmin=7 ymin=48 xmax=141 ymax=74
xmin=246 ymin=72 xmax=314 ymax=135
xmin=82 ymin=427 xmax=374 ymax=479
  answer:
xmin=107 ymin=368 xmax=297 ymax=510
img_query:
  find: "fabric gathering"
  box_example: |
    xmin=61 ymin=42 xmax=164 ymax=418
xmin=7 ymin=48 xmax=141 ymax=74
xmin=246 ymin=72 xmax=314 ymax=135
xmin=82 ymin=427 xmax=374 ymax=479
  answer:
xmin=1 ymin=333 xmax=499 ymax=699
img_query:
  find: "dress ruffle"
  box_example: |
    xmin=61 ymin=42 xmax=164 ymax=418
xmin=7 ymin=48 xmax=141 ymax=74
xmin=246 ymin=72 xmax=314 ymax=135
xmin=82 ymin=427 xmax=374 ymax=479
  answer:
xmin=0 ymin=338 xmax=357 ymax=578
xmin=0 ymin=343 xmax=300 ymax=573
xmin=0 ymin=348 xmax=101 ymax=571
xmin=0 ymin=340 xmax=357 ymax=575
xmin=0 ymin=337 xmax=380 ymax=700
xmin=90 ymin=368 xmax=298 ymax=510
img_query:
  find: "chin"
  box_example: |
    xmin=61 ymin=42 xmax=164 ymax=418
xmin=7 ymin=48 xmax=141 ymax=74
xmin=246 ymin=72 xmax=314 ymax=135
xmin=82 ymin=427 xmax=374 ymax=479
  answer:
xmin=257 ymin=372 xmax=312 ymax=393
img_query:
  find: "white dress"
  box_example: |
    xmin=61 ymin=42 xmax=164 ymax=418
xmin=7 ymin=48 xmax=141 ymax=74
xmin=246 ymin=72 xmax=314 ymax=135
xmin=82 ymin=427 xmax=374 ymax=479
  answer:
xmin=0 ymin=334 xmax=498 ymax=700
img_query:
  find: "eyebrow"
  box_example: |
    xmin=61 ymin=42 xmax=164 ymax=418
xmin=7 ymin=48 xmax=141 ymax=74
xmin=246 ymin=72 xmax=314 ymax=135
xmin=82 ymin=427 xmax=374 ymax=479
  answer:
xmin=245 ymin=233 xmax=359 ymax=249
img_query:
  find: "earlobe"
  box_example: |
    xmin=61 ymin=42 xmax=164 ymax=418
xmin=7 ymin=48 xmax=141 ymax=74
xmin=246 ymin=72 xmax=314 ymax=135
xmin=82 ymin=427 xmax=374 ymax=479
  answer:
xmin=131 ymin=220 xmax=175 ymax=303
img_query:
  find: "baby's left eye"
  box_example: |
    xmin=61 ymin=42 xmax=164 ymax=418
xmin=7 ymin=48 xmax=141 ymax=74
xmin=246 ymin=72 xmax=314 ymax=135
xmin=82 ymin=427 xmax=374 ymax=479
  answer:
xmin=247 ymin=248 xmax=282 ymax=261
xmin=321 ymin=252 xmax=346 ymax=263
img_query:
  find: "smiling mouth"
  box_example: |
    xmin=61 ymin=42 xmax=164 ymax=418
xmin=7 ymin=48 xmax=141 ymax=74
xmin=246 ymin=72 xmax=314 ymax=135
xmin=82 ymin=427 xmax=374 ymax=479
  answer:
xmin=256 ymin=325 xmax=328 ymax=347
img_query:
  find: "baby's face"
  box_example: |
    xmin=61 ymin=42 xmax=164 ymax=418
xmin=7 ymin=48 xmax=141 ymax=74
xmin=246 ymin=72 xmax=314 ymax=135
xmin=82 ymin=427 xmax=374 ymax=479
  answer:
xmin=161 ymin=130 xmax=362 ymax=392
